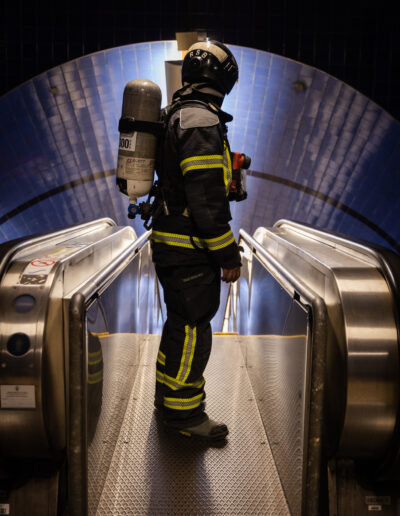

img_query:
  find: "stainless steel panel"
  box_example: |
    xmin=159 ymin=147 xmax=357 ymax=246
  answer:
xmin=87 ymin=333 xmax=142 ymax=516
xmin=0 ymin=259 xmax=59 ymax=457
xmin=236 ymin=255 xmax=310 ymax=516
xmin=0 ymin=221 xmax=139 ymax=459
xmin=93 ymin=335 xmax=290 ymax=516
xmin=251 ymin=223 xmax=399 ymax=459
xmin=85 ymin=242 xmax=163 ymax=513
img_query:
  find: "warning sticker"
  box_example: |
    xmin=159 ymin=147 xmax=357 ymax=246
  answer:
xmin=365 ymin=497 xmax=391 ymax=505
xmin=1 ymin=385 xmax=36 ymax=409
xmin=0 ymin=504 xmax=10 ymax=515
xmin=19 ymin=274 xmax=48 ymax=285
xmin=18 ymin=247 xmax=81 ymax=285
xmin=119 ymin=132 xmax=137 ymax=152
xmin=125 ymin=157 xmax=155 ymax=180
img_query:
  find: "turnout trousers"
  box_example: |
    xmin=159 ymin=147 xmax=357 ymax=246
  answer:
xmin=155 ymin=261 xmax=221 ymax=427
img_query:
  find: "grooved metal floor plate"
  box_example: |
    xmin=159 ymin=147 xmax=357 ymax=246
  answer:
xmin=88 ymin=334 xmax=142 ymax=513
xmin=92 ymin=335 xmax=290 ymax=515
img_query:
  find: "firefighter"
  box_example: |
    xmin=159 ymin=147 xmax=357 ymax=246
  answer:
xmin=151 ymin=40 xmax=241 ymax=442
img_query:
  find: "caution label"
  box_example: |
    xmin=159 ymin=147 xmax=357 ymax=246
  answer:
xmin=119 ymin=132 xmax=137 ymax=152
xmin=18 ymin=246 xmax=83 ymax=285
xmin=0 ymin=385 xmax=36 ymax=409
xmin=125 ymin=157 xmax=155 ymax=179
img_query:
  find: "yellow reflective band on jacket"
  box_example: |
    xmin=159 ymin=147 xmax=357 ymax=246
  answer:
xmin=163 ymin=392 xmax=204 ymax=410
xmin=203 ymin=230 xmax=235 ymax=250
xmin=151 ymin=230 xmax=204 ymax=249
xmin=180 ymin=154 xmax=223 ymax=176
xmin=156 ymin=370 xmax=205 ymax=391
xmin=223 ymin=141 xmax=232 ymax=196
xmin=157 ymin=350 xmax=166 ymax=366
xmin=151 ymin=229 xmax=235 ymax=251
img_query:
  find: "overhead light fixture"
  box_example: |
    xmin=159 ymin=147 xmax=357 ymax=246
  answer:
xmin=294 ymin=81 xmax=307 ymax=92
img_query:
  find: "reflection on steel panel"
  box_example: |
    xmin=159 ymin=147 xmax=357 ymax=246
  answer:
xmin=87 ymin=333 xmax=141 ymax=515
xmin=237 ymin=256 xmax=310 ymax=516
xmin=92 ymin=335 xmax=290 ymax=516
xmin=254 ymin=221 xmax=399 ymax=459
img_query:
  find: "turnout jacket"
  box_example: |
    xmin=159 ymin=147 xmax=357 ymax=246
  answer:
xmin=151 ymin=90 xmax=242 ymax=269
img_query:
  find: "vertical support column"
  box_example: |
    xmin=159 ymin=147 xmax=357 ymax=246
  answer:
xmin=68 ymin=293 xmax=88 ymax=516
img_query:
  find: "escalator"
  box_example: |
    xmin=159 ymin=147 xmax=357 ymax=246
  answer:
xmin=0 ymin=219 xmax=399 ymax=515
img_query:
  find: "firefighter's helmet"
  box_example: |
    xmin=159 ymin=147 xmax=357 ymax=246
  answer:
xmin=182 ymin=40 xmax=239 ymax=94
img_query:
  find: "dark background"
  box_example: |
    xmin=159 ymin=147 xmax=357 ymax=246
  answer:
xmin=1 ymin=0 xmax=399 ymax=120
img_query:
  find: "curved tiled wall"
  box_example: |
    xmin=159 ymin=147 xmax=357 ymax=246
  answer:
xmin=1 ymin=41 xmax=399 ymax=252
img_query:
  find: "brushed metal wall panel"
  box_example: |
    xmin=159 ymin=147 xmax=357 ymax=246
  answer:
xmin=237 ymin=256 xmax=310 ymax=515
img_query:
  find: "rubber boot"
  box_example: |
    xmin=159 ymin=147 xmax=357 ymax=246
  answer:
xmin=164 ymin=418 xmax=228 ymax=442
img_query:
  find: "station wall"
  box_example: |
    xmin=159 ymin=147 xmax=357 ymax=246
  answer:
xmin=1 ymin=41 xmax=399 ymax=252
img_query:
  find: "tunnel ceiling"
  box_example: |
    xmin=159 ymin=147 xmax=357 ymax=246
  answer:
xmin=0 ymin=41 xmax=399 ymax=253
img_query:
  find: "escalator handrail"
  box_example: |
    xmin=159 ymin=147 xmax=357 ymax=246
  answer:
xmin=238 ymin=228 xmax=317 ymax=305
xmin=237 ymin=227 xmax=328 ymax=516
xmin=0 ymin=217 xmax=116 ymax=281
xmin=68 ymin=229 xmax=152 ymax=516
xmin=274 ymin=218 xmax=400 ymax=299
xmin=78 ymin=230 xmax=151 ymax=301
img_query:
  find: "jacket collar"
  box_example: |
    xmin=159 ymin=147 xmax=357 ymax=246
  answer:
xmin=172 ymin=83 xmax=233 ymax=123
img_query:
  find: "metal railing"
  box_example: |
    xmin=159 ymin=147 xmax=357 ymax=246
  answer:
xmin=222 ymin=228 xmax=327 ymax=516
xmin=68 ymin=230 xmax=159 ymax=516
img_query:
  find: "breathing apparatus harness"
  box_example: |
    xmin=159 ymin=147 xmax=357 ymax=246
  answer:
xmin=131 ymin=96 xmax=250 ymax=230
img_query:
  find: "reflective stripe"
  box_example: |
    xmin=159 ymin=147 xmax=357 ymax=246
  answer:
xmin=180 ymin=154 xmax=223 ymax=176
xmin=88 ymin=370 xmax=103 ymax=385
xmin=151 ymin=230 xmax=205 ymax=250
xmin=88 ymin=349 xmax=102 ymax=367
xmin=177 ymin=326 xmax=197 ymax=383
xmin=157 ymin=350 xmax=166 ymax=366
xmin=223 ymin=141 xmax=232 ymax=196
xmin=188 ymin=42 xmax=228 ymax=64
xmin=151 ymin=230 xmax=235 ymax=252
xmin=156 ymin=370 xmax=165 ymax=385
xmin=164 ymin=393 xmax=204 ymax=410
xmin=156 ymin=370 xmax=205 ymax=391
xmin=88 ymin=356 xmax=102 ymax=366
xmin=203 ymin=230 xmax=235 ymax=251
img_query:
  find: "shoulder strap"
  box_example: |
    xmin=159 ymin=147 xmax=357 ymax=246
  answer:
xmin=163 ymin=98 xmax=219 ymax=126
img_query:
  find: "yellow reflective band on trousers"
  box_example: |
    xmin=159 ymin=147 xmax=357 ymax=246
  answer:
xmin=157 ymin=349 xmax=166 ymax=366
xmin=151 ymin=229 xmax=235 ymax=251
xmin=180 ymin=154 xmax=223 ymax=176
xmin=177 ymin=326 xmax=197 ymax=383
xmin=156 ymin=370 xmax=205 ymax=391
xmin=88 ymin=370 xmax=103 ymax=385
xmin=163 ymin=392 xmax=204 ymax=410
xmin=88 ymin=350 xmax=102 ymax=366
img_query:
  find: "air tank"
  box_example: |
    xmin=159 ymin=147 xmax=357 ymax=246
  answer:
xmin=116 ymin=79 xmax=162 ymax=216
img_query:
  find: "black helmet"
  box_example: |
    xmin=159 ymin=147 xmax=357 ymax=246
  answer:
xmin=182 ymin=40 xmax=239 ymax=94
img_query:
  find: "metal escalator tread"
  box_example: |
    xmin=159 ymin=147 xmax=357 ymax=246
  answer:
xmin=95 ymin=335 xmax=290 ymax=515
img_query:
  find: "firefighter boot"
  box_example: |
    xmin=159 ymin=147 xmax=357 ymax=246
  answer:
xmin=164 ymin=418 xmax=228 ymax=442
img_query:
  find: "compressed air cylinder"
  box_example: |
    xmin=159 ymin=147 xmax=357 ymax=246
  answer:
xmin=116 ymin=79 xmax=162 ymax=211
